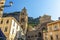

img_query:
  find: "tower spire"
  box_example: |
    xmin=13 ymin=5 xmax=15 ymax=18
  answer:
xmin=19 ymin=7 xmax=28 ymax=34
xmin=21 ymin=7 xmax=27 ymax=15
xmin=22 ymin=7 xmax=26 ymax=10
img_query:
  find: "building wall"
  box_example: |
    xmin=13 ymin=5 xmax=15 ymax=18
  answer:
xmin=9 ymin=17 xmax=24 ymax=40
xmin=26 ymin=15 xmax=52 ymax=40
xmin=43 ymin=20 xmax=60 ymax=40
xmin=0 ymin=17 xmax=12 ymax=40
xmin=0 ymin=0 xmax=5 ymax=17
xmin=0 ymin=17 xmax=24 ymax=40
xmin=40 ymin=15 xmax=51 ymax=24
xmin=9 ymin=19 xmax=17 ymax=40
xmin=26 ymin=30 xmax=43 ymax=40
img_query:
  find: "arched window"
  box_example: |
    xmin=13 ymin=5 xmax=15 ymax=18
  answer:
xmin=50 ymin=36 xmax=53 ymax=40
xmin=4 ymin=27 xmax=8 ymax=32
xmin=38 ymin=32 xmax=41 ymax=37
xmin=42 ymin=27 xmax=46 ymax=32
xmin=21 ymin=13 xmax=25 ymax=15
xmin=54 ymin=26 xmax=58 ymax=30
xmin=56 ymin=35 xmax=58 ymax=40
xmin=21 ymin=25 xmax=23 ymax=29
xmin=6 ymin=20 xmax=9 ymax=24
xmin=21 ymin=18 xmax=25 ymax=22
xmin=0 ymin=20 xmax=3 ymax=24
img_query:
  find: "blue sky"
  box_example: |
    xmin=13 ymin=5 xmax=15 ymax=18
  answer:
xmin=4 ymin=0 xmax=60 ymax=20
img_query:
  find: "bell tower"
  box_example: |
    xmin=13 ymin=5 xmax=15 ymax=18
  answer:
xmin=19 ymin=7 xmax=28 ymax=34
xmin=0 ymin=0 xmax=5 ymax=17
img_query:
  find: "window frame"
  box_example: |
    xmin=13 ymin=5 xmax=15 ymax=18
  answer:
xmin=4 ymin=27 xmax=8 ymax=32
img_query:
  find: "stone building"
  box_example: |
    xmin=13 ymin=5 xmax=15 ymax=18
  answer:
xmin=19 ymin=7 xmax=28 ymax=34
xmin=43 ymin=20 xmax=60 ymax=40
xmin=0 ymin=0 xmax=28 ymax=39
xmin=40 ymin=14 xmax=51 ymax=24
xmin=26 ymin=14 xmax=53 ymax=40
xmin=0 ymin=7 xmax=28 ymax=40
xmin=0 ymin=17 xmax=24 ymax=40
xmin=26 ymin=29 xmax=43 ymax=40
xmin=3 ymin=7 xmax=28 ymax=35
xmin=0 ymin=0 xmax=5 ymax=17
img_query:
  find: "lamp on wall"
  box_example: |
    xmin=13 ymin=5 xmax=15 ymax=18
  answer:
xmin=1 ymin=1 xmax=13 ymax=8
xmin=9 ymin=1 xmax=13 ymax=6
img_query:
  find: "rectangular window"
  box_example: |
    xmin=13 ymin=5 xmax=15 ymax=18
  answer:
xmin=6 ymin=20 xmax=9 ymax=24
xmin=17 ymin=26 xmax=18 ymax=29
xmin=4 ymin=27 xmax=8 ymax=32
xmin=50 ymin=36 xmax=53 ymax=40
xmin=0 ymin=27 xmax=1 ymax=29
xmin=35 ymin=35 xmax=37 ymax=37
xmin=0 ymin=20 xmax=3 ymax=24
xmin=28 ymin=36 xmax=30 ymax=38
xmin=54 ymin=26 xmax=58 ymax=31
xmin=56 ymin=35 xmax=58 ymax=40
xmin=45 ymin=37 xmax=48 ymax=40
xmin=49 ymin=27 xmax=52 ymax=31
xmin=13 ymin=22 xmax=15 ymax=26
xmin=12 ymin=29 xmax=14 ymax=34
xmin=0 ymin=8 xmax=3 ymax=11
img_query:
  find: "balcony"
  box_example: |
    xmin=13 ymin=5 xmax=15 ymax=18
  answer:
xmin=53 ymin=26 xmax=59 ymax=31
xmin=53 ymin=28 xmax=59 ymax=31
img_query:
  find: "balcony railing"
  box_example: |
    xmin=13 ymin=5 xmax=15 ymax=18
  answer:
xmin=54 ymin=28 xmax=59 ymax=31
